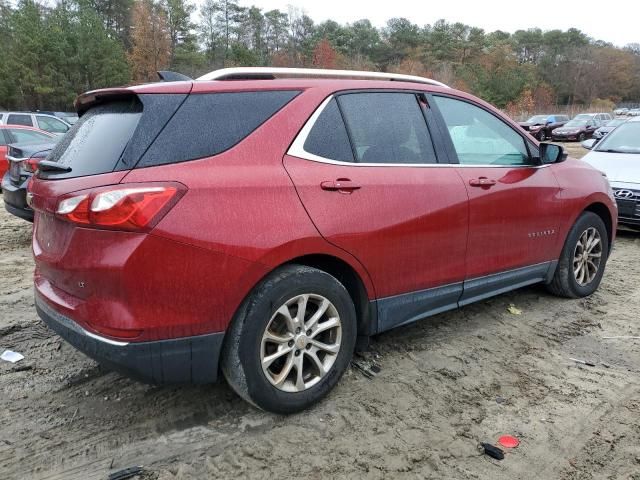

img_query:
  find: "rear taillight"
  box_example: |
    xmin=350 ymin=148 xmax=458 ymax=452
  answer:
xmin=55 ymin=183 xmax=185 ymax=231
xmin=23 ymin=158 xmax=40 ymax=174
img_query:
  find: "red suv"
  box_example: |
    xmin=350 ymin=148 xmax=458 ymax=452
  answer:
xmin=30 ymin=68 xmax=617 ymax=413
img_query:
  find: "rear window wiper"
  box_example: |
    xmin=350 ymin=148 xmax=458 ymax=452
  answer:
xmin=37 ymin=160 xmax=72 ymax=173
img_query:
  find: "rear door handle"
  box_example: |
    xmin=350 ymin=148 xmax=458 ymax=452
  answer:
xmin=321 ymin=179 xmax=361 ymax=193
xmin=469 ymin=177 xmax=497 ymax=188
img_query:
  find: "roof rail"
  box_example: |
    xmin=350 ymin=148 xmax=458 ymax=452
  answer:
xmin=196 ymin=67 xmax=449 ymax=88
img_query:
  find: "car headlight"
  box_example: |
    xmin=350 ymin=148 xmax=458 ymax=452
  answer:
xmin=604 ymin=178 xmax=617 ymax=204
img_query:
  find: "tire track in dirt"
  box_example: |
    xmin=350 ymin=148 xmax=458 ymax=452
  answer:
xmin=1 ymin=210 xmax=640 ymax=479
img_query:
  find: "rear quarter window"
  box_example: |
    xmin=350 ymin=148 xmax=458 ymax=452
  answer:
xmin=137 ymin=90 xmax=300 ymax=168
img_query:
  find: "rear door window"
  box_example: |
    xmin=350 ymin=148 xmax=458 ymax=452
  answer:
xmin=7 ymin=114 xmax=33 ymax=127
xmin=336 ymin=92 xmax=437 ymax=164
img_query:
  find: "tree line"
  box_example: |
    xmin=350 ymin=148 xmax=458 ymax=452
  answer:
xmin=1 ymin=0 xmax=639 ymax=113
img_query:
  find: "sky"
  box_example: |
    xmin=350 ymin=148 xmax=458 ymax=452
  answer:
xmin=236 ymin=0 xmax=639 ymax=47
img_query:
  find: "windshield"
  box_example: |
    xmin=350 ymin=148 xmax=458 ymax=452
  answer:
xmin=564 ymin=119 xmax=589 ymax=127
xmin=526 ymin=115 xmax=548 ymax=124
xmin=595 ymin=122 xmax=640 ymax=153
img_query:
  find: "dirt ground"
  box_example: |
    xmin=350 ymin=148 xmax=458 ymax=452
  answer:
xmin=2 ymin=143 xmax=640 ymax=480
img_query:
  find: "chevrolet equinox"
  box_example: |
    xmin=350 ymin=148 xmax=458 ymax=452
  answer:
xmin=30 ymin=68 xmax=618 ymax=413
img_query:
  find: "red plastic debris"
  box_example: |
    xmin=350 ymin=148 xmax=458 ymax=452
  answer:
xmin=497 ymin=435 xmax=520 ymax=448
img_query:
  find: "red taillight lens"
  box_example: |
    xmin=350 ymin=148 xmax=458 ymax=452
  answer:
xmin=23 ymin=158 xmax=40 ymax=173
xmin=55 ymin=183 xmax=184 ymax=231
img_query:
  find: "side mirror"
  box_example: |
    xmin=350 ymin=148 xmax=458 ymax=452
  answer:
xmin=540 ymin=143 xmax=567 ymax=164
xmin=581 ymin=139 xmax=597 ymax=150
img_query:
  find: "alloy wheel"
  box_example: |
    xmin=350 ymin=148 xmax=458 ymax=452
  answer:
xmin=260 ymin=294 xmax=342 ymax=392
xmin=573 ymin=227 xmax=603 ymax=286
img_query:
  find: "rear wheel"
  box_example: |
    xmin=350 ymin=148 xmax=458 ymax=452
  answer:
xmin=221 ymin=265 xmax=357 ymax=413
xmin=539 ymin=130 xmax=547 ymax=141
xmin=547 ymin=212 xmax=609 ymax=298
xmin=578 ymin=132 xmax=587 ymax=142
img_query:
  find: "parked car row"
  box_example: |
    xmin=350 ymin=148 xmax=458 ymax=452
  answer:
xmin=519 ymin=112 xmax=617 ymax=142
xmin=0 ymin=125 xmax=56 ymax=178
xmin=613 ymin=107 xmax=640 ymax=117
xmin=0 ymin=111 xmax=74 ymax=135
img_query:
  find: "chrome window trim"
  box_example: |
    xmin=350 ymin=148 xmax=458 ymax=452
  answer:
xmin=287 ymin=95 xmax=550 ymax=169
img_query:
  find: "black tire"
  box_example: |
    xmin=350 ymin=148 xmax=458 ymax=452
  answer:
xmin=547 ymin=212 xmax=609 ymax=298
xmin=539 ymin=130 xmax=546 ymax=141
xmin=221 ymin=264 xmax=357 ymax=413
xmin=578 ymin=132 xmax=586 ymax=142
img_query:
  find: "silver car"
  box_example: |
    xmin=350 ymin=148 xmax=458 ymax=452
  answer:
xmin=0 ymin=111 xmax=71 ymax=135
xmin=582 ymin=117 xmax=640 ymax=229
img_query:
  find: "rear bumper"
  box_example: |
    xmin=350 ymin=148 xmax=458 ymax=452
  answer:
xmin=2 ymin=173 xmax=33 ymax=221
xmin=35 ymin=291 xmax=224 ymax=384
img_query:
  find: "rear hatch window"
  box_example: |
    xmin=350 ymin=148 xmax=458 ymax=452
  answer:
xmin=40 ymin=90 xmax=299 ymax=180
xmin=46 ymin=99 xmax=142 ymax=179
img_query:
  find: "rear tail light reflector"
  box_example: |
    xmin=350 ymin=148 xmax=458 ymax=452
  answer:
xmin=55 ymin=183 xmax=184 ymax=232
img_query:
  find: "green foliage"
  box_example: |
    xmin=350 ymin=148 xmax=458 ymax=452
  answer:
xmin=0 ymin=0 xmax=129 ymax=110
xmin=1 ymin=2 xmax=639 ymax=111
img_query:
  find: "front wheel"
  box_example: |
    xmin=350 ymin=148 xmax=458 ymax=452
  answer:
xmin=221 ymin=265 xmax=357 ymax=413
xmin=547 ymin=212 xmax=609 ymax=298
xmin=539 ymin=130 xmax=547 ymax=141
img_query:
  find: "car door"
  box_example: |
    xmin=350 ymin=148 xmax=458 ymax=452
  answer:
xmin=284 ymin=91 xmax=469 ymax=332
xmin=430 ymin=94 xmax=564 ymax=305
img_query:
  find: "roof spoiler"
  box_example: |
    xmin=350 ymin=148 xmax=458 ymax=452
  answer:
xmin=157 ymin=71 xmax=193 ymax=82
xmin=75 ymin=88 xmax=136 ymax=115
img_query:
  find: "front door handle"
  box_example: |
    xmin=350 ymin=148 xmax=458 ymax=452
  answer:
xmin=469 ymin=177 xmax=497 ymax=188
xmin=321 ymin=179 xmax=361 ymax=193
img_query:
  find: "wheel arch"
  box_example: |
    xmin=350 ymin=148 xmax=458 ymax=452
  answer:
xmin=283 ymin=254 xmax=377 ymax=338
xmin=584 ymin=202 xmax=614 ymax=254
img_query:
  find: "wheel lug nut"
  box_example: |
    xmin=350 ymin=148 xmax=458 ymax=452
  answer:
xmin=296 ymin=327 xmax=301 ymax=334
xmin=306 ymin=330 xmax=312 ymax=336
xmin=305 ymin=344 xmax=311 ymax=350
xmin=288 ymin=340 xmax=294 ymax=347
xmin=295 ymin=350 xmax=300 ymax=356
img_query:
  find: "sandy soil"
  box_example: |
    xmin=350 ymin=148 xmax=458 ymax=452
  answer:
xmin=2 ymin=144 xmax=640 ymax=479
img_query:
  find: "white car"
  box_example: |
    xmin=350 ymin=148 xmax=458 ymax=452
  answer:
xmin=582 ymin=117 xmax=640 ymax=230
xmin=0 ymin=111 xmax=71 ymax=135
